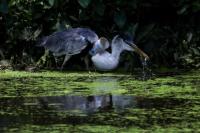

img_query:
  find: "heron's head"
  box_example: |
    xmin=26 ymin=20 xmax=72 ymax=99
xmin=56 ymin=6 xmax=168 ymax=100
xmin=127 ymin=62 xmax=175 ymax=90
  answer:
xmin=89 ymin=37 xmax=109 ymax=56
xmin=99 ymin=37 xmax=109 ymax=49
xmin=112 ymin=35 xmax=149 ymax=61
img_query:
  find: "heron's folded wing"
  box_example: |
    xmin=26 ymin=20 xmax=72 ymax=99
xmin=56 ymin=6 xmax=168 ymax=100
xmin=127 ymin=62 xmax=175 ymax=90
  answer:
xmin=46 ymin=35 xmax=88 ymax=55
xmin=73 ymin=28 xmax=98 ymax=44
xmin=42 ymin=30 xmax=85 ymax=51
xmin=62 ymin=35 xmax=88 ymax=55
xmin=40 ymin=28 xmax=98 ymax=55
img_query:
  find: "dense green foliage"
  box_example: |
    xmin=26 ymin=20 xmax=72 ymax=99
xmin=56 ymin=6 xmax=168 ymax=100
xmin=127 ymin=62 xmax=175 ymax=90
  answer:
xmin=0 ymin=0 xmax=200 ymax=69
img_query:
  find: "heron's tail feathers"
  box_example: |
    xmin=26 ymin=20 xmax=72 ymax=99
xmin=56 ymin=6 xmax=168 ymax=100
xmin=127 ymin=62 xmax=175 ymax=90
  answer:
xmin=36 ymin=36 xmax=48 ymax=47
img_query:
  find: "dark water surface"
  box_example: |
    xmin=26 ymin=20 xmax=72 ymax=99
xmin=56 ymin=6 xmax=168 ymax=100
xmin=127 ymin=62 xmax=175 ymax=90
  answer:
xmin=0 ymin=70 xmax=199 ymax=132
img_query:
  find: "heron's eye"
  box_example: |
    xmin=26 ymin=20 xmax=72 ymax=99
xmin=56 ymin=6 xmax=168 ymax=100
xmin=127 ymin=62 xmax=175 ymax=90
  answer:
xmin=97 ymin=44 xmax=103 ymax=49
xmin=89 ymin=43 xmax=101 ymax=56
xmin=95 ymin=42 xmax=103 ymax=49
xmin=89 ymin=49 xmax=96 ymax=56
xmin=100 ymin=38 xmax=108 ymax=47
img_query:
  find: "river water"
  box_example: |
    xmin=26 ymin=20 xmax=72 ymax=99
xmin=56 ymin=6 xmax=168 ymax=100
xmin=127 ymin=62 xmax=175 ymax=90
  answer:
xmin=0 ymin=70 xmax=199 ymax=132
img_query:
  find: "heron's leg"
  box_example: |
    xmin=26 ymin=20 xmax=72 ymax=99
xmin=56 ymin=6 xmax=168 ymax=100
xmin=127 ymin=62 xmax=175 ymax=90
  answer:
xmin=61 ymin=55 xmax=71 ymax=70
xmin=0 ymin=49 xmax=5 ymax=59
xmin=83 ymin=55 xmax=90 ymax=71
xmin=54 ymin=56 xmax=59 ymax=69
xmin=93 ymin=64 xmax=96 ymax=72
xmin=36 ymin=50 xmax=49 ymax=67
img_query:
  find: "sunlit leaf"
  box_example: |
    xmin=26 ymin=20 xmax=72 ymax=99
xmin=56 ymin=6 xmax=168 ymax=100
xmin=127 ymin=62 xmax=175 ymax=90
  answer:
xmin=33 ymin=29 xmax=42 ymax=40
xmin=177 ymin=5 xmax=188 ymax=15
xmin=69 ymin=16 xmax=78 ymax=21
xmin=195 ymin=63 xmax=200 ymax=67
xmin=78 ymin=0 xmax=91 ymax=8
xmin=191 ymin=48 xmax=200 ymax=55
xmin=48 ymin=0 xmax=55 ymax=7
xmin=53 ymin=19 xmax=69 ymax=31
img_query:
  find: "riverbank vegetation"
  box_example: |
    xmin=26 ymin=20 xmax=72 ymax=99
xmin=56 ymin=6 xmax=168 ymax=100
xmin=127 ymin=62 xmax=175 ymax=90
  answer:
xmin=0 ymin=0 xmax=200 ymax=70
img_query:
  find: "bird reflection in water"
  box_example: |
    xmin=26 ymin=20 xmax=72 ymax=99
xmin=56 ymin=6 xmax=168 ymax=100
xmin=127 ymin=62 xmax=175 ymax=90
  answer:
xmin=38 ymin=95 xmax=136 ymax=114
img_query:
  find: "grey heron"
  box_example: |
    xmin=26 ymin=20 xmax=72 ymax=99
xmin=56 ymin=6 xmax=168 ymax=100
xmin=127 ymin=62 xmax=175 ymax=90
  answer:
xmin=38 ymin=28 xmax=109 ymax=70
xmin=91 ymin=35 xmax=149 ymax=71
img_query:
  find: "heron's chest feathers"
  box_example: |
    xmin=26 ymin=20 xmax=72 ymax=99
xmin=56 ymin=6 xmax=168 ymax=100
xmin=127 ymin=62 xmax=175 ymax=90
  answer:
xmin=91 ymin=52 xmax=119 ymax=71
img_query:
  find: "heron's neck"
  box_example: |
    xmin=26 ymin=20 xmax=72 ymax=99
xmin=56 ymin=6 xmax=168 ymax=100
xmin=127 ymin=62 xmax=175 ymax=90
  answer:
xmin=111 ymin=43 xmax=123 ymax=61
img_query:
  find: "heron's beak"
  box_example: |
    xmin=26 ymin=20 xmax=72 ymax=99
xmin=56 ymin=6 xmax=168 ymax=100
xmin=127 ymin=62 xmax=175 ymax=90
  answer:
xmin=130 ymin=43 xmax=149 ymax=61
xmin=89 ymin=49 xmax=97 ymax=56
xmin=89 ymin=43 xmax=104 ymax=56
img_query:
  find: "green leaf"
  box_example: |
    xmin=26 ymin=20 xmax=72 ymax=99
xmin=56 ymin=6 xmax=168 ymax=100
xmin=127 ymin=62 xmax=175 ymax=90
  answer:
xmin=177 ymin=6 xmax=188 ymax=15
xmin=0 ymin=0 xmax=8 ymax=13
xmin=53 ymin=19 xmax=69 ymax=31
xmin=33 ymin=29 xmax=42 ymax=40
xmin=48 ymin=0 xmax=55 ymax=7
xmin=192 ymin=1 xmax=200 ymax=12
xmin=126 ymin=23 xmax=139 ymax=36
xmin=78 ymin=0 xmax=91 ymax=8
xmin=191 ymin=48 xmax=200 ymax=55
xmin=95 ymin=1 xmax=105 ymax=16
xmin=79 ymin=10 xmax=90 ymax=20
xmin=136 ymin=24 xmax=155 ymax=43
xmin=69 ymin=16 xmax=78 ymax=21
xmin=114 ymin=11 xmax=127 ymax=28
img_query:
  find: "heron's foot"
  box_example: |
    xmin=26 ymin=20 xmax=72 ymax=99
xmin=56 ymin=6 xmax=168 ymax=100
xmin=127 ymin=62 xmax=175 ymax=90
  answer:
xmin=88 ymin=70 xmax=96 ymax=77
xmin=59 ymin=66 xmax=64 ymax=71
xmin=54 ymin=65 xmax=63 ymax=71
xmin=88 ymin=70 xmax=91 ymax=74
